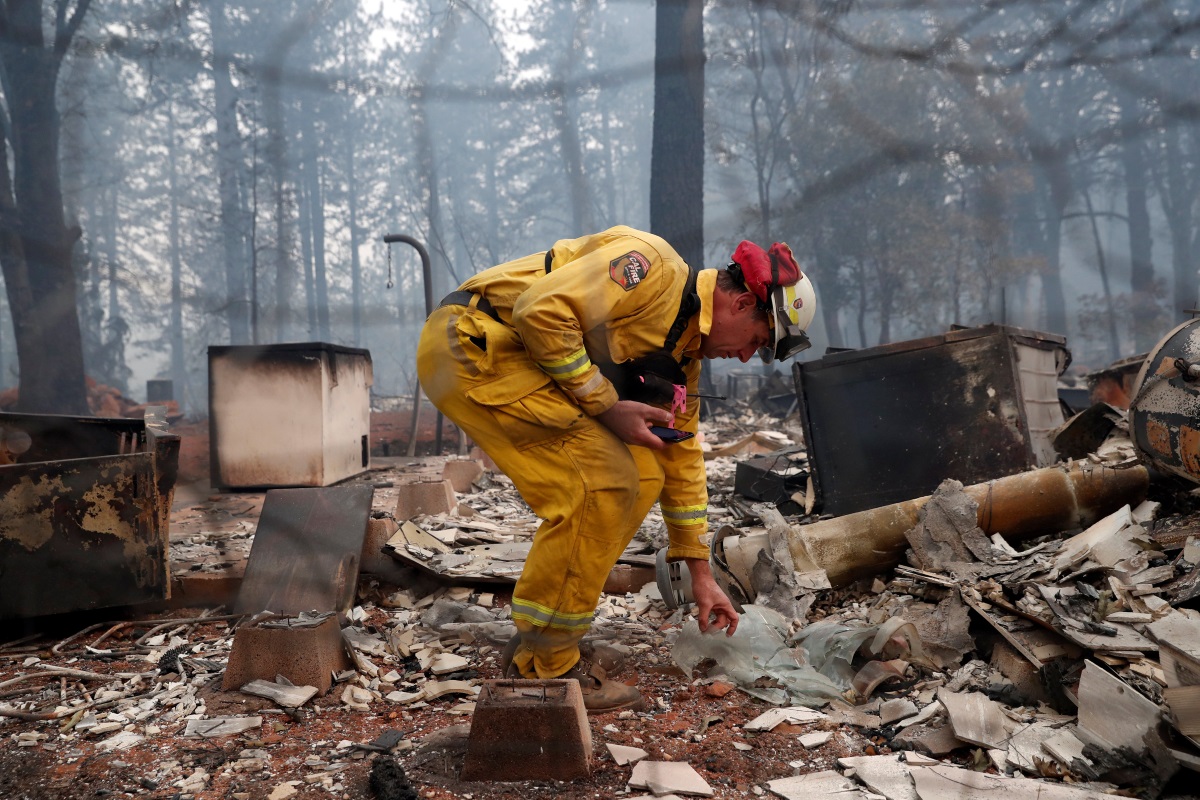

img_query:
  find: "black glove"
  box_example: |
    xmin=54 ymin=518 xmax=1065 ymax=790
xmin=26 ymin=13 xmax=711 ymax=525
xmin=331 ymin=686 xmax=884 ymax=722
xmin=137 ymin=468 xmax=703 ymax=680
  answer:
xmin=597 ymin=351 xmax=686 ymax=405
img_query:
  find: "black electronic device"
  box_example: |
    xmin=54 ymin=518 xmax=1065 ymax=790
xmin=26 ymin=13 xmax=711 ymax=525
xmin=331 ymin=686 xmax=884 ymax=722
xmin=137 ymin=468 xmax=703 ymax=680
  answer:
xmin=649 ymin=426 xmax=694 ymax=443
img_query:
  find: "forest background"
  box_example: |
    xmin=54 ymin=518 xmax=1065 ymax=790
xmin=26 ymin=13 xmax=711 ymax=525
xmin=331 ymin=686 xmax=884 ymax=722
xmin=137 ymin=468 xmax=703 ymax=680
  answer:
xmin=1 ymin=0 xmax=1197 ymax=415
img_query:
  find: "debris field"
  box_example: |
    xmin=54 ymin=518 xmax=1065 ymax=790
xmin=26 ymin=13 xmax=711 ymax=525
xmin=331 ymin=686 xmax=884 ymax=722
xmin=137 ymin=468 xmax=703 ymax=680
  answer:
xmin=1 ymin=404 xmax=1200 ymax=800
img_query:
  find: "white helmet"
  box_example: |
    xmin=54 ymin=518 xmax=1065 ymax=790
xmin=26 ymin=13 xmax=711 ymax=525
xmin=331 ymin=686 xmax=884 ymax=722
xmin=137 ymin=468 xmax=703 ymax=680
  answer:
xmin=760 ymin=272 xmax=816 ymax=363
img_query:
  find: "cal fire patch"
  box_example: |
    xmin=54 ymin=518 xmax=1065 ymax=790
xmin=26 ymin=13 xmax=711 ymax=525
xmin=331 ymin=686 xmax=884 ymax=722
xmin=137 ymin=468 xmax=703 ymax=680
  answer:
xmin=610 ymin=251 xmax=650 ymax=291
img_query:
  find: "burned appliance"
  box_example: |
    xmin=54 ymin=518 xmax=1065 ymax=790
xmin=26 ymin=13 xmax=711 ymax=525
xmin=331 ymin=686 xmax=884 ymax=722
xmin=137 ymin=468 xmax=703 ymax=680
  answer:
xmin=0 ymin=409 xmax=179 ymax=619
xmin=209 ymin=343 xmax=373 ymax=489
xmin=1128 ymin=318 xmax=1200 ymax=485
xmin=794 ymin=324 xmax=1069 ymax=517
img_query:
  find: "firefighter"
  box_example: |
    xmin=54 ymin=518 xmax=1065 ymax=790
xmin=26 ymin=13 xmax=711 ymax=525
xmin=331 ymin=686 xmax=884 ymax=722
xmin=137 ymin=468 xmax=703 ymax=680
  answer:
xmin=416 ymin=225 xmax=816 ymax=712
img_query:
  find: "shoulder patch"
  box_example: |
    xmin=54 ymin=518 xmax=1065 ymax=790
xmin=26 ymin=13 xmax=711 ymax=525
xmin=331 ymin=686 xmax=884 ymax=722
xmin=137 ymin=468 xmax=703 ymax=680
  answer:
xmin=609 ymin=251 xmax=651 ymax=291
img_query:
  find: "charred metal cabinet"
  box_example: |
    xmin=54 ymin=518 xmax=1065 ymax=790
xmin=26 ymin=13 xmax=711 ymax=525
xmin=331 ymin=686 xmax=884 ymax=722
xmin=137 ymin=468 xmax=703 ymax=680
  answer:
xmin=794 ymin=324 xmax=1068 ymax=517
xmin=209 ymin=343 xmax=373 ymax=489
xmin=0 ymin=411 xmax=179 ymax=619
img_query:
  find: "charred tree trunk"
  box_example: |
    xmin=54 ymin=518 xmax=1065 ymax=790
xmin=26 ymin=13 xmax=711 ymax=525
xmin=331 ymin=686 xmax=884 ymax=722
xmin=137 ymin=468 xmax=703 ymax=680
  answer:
xmin=1118 ymin=91 xmax=1158 ymax=353
xmin=1160 ymin=123 xmax=1199 ymax=320
xmin=167 ymin=101 xmax=186 ymax=406
xmin=412 ymin=11 xmax=460 ymax=302
xmin=0 ymin=0 xmax=91 ymax=414
xmin=650 ymin=0 xmax=705 ymax=268
xmin=301 ymin=106 xmax=330 ymax=341
xmin=345 ymin=119 xmax=363 ymax=346
xmin=297 ymin=145 xmax=317 ymax=337
xmin=209 ymin=0 xmax=251 ymax=345
xmin=551 ymin=0 xmax=595 ymax=233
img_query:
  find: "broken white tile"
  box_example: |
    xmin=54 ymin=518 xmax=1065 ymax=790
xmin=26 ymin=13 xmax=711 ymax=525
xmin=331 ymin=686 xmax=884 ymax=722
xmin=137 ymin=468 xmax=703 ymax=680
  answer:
xmin=798 ymin=731 xmax=832 ymax=749
xmin=733 ymin=742 xmax=754 ymax=752
xmin=239 ymin=679 xmax=318 ymax=708
xmin=1077 ymin=660 xmax=1161 ymax=755
xmin=880 ymin=698 xmax=919 ymax=725
xmin=896 ymin=700 xmax=942 ymax=729
xmin=938 ymin=690 xmax=1009 ymax=749
xmin=1041 ymin=726 xmax=1093 ymax=772
xmin=767 ymin=769 xmax=868 ymax=800
xmin=607 ymin=743 xmax=648 ymax=766
xmin=629 ymin=761 xmax=713 ymax=797
xmin=744 ymin=706 xmax=828 ymax=731
xmin=911 ymin=764 xmax=1109 ymax=800
xmin=96 ymin=731 xmax=145 ymax=752
xmin=385 ymin=689 xmax=424 ymax=705
xmin=267 ymin=781 xmax=301 ymax=800
xmin=421 ymin=680 xmax=479 ymax=700
xmin=904 ymin=753 xmax=941 ymax=766
xmin=429 ymin=653 xmax=470 ymax=675
xmin=836 ymin=755 xmax=919 ymax=800
xmin=1005 ymin=721 xmax=1061 ymax=774
xmin=184 ymin=716 xmax=263 ymax=738
xmin=340 ymin=685 xmax=372 ymax=711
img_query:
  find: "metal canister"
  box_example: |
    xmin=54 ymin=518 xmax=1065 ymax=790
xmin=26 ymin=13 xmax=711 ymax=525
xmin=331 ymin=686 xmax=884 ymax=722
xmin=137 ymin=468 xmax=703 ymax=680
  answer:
xmin=1128 ymin=318 xmax=1200 ymax=484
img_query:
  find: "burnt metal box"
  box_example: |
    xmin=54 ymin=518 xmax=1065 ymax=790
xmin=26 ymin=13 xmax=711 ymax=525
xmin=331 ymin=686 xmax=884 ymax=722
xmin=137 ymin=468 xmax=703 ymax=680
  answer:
xmin=0 ymin=410 xmax=179 ymax=619
xmin=209 ymin=343 xmax=373 ymax=489
xmin=733 ymin=447 xmax=808 ymax=506
xmin=794 ymin=324 xmax=1068 ymax=517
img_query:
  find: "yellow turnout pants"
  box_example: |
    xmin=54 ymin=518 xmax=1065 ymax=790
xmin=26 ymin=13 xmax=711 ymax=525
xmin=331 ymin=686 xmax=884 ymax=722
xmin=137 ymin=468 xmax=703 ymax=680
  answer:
xmin=417 ymin=303 xmax=664 ymax=678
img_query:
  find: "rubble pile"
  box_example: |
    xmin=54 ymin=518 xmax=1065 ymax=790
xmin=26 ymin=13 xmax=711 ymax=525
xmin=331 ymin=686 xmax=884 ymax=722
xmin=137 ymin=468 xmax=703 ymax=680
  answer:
xmin=1 ymin=403 xmax=1199 ymax=799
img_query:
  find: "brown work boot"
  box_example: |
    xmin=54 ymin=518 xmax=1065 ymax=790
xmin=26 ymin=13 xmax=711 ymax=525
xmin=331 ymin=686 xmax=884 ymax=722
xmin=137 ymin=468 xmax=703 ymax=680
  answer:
xmin=562 ymin=660 xmax=646 ymax=714
xmin=499 ymin=633 xmax=523 ymax=677
xmin=579 ymin=640 xmax=627 ymax=675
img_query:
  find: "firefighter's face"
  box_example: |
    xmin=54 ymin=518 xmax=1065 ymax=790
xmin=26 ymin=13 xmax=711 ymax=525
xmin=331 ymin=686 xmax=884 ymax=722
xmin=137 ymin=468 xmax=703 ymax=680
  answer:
xmin=700 ymin=290 xmax=771 ymax=362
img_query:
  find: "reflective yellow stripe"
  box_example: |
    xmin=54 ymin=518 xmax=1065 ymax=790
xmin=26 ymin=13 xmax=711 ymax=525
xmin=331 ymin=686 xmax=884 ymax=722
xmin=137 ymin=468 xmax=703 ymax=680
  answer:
xmin=537 ymin=347 xmax=591 ymax=380
xmin=661 ymin=503 xmax=707 ymax=525
xmin=511 ymin=598 xmax=595 ymax=630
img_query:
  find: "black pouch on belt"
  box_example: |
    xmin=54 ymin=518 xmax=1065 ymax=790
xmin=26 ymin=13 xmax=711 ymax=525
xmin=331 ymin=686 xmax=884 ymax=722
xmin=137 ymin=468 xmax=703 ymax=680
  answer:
xmin=597 ymin=350 xmax=686 ymax=406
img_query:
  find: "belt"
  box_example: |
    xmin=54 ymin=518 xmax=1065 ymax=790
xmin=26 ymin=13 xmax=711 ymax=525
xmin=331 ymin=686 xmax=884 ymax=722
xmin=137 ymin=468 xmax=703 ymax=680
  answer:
xmin=437 ymin=290 xmax=502 ymax=323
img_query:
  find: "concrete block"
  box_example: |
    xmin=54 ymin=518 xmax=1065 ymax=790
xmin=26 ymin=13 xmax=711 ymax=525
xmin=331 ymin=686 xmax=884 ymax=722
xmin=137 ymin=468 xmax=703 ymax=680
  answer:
xmin=361 ymin=516 xmax=401 ymax=575
xmin=468 ymin=446 xmax=498 ymax=472
xmin=394 ymin=479 xmax=455 ymax=520
xmin=461 ymin=679 xmax=591 ymax=781
xmin=221 ymin=616 xmax=350 ymax=695
xmin=442 ymin=459 xmax=485 ymax=493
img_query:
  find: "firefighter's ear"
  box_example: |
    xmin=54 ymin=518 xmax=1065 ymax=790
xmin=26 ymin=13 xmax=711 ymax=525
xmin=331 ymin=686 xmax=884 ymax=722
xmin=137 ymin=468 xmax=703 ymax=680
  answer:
xmin=733 ymin=290 xmax=758 ymax=314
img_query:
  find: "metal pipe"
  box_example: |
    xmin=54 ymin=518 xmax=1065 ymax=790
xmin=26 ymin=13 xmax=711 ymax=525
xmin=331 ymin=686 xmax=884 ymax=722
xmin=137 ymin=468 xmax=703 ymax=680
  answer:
xmin=382 ymin=234 xmax=443 ymax=457
xmin=715 ymin=460 xmax=1150 ymax=592
xmin=796 ymin=460 xmax=1149 ymax=588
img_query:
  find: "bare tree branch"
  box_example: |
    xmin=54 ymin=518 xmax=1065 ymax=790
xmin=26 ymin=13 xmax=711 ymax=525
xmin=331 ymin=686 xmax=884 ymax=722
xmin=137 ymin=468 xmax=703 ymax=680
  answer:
xmin=54 ymin=0 xmax=92 ymax=60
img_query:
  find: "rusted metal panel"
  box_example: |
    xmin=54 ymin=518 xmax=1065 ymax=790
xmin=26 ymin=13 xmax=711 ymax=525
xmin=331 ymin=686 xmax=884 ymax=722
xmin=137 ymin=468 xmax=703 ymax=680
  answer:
xmin=233 ymin=485 xmax=374 ymax=615
xmin=1129 ymin=319 xmax=1200 ymax=484
xmin=209 ymin=343 xmax=373 ymax=489
xmin=0 ymin=412 xmax=179 ymax=619
xmin=793 ymin=324 xmax=1068 ymax=516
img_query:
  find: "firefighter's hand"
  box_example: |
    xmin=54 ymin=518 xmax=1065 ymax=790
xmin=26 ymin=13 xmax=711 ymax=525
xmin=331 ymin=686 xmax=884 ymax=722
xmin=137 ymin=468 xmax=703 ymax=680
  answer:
xmin=596 ymin=400 xmax=673 ymax=450
xmin=686 ymin=558 xmax=739 ymax=636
